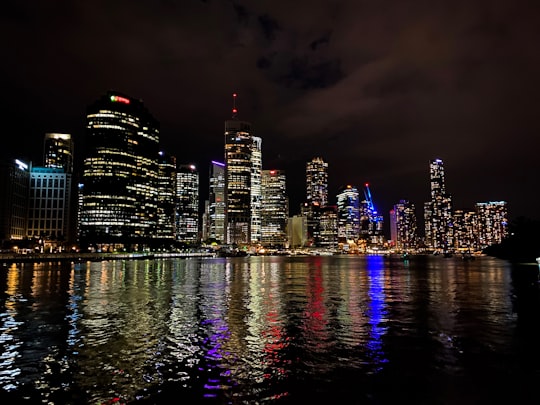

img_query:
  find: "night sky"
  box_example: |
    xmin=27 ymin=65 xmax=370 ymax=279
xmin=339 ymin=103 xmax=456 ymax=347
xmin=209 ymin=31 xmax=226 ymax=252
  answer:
xmin=2 ymin=0 xmax=539 ymax=226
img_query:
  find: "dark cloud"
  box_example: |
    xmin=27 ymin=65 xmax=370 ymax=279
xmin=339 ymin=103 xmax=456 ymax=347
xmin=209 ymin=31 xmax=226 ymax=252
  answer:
xmin=1 ymin=0 xmax=539 ymax=226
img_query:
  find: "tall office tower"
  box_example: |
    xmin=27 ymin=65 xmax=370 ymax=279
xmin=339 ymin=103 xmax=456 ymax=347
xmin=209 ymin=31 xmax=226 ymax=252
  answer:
xmin=43 ymin=133 xmax=74 ymax=173
xmin=300 ymin=202 xmax=321 ymax=246
xmin=156 ymin=151 xmax=177 ymax=242
xmin=424 ymin=159 xmax=453 ymax=251
xmin=27 ymin=167 xmax=72 ymax=249
xmin=224 ymin=95 xmax=253 ymax=245
xmin=250 ymin=136 xmax=263 ymax=244
xmin=304 ymin=156 xmax=328 ymax=247
xmin=43 ymin=133 xmax=75 ymax=243
xmin=208 ymin=161 xmax=226 ymax=243
xmin=319 ymin=205 xmax=338 ymax=250
xmin=79 ymin=91 xmax=160 ymax=249
xmin=306 ymin=157 xmax=328 ymax=207
xmin=0 ymin=159 xmax=30 ymax=243
xmin=176 ymin=164 xmax=200 ymax=244
xmin=336 ymin=185 xmax=360 ymax=242
xmin=391 ymin=200 xmax=418 ymax=251
xmin=261 ymin=170 xmax=288 ymax=247
xmin=475 ymin=201 xmax=508 ymax=250
xmin=453 ymin=210 xmax=478 ymax=251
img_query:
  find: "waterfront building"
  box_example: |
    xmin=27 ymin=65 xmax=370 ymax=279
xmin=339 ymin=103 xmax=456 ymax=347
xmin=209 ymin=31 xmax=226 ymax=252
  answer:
xmin=0 ymin=159 xmax=30 ymax=244
xmin=336 ymin=185 xmax=360 ymax=244
xmin=319 ymin=205 xmax=338 ymax=250
xmin=475 ymin=201 xmax=508 ymax=249
xmin=176 ymin=164 xmax=200 ymax=244
xmin=224 ymin=100 xmax=253 ymax=245
xmin=287 ymin=215 xmax=308 ymax=248
xmin=208 ymin=160 xmax=226 ymax=243
xmin=251 ymin=136 xmax=263 ymax=244
xmin=27 ymin=166 xmax=72 ymax=249
xmin=156 ymin=151 xmax=177 ymax=242
xmin=261 ymin=169 xmax=288 ymax=247
xmin=300 ymin=202 xmax=321 ymax=246
xmin=424 ymin=159 xmax=453 ymax=251
xmin=304 ymin=157 xmax=329 ymax=247
xmin=390 ymin=200 xmax=418 ymax=251
xmin=452 ymin=210 xmax=478 ymax=251
xmin=43 ymin=133 xmax=74 ymax=174
xmin=79 ymin=91 xmax=160 ymax=249
xmin=306 ymin=157 xmax=328 ymax=207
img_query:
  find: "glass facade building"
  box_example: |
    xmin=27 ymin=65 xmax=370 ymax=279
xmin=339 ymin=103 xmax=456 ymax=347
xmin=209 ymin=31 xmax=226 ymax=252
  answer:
xmin=43 ymin=133 xmax=74 ymax=174
xmin=208 ymin=161 xmax=226 ymax=243
xmin=224 ymin=119 xmax=253 ymax=245
xmin=0 ymin=159 xmax=30 ymax=243
xmin=337 ymin=185 xmax=360 ymax=242
xmin=176 ymin=164 xmax=199 ymax=244
xmin=79 ymin=91 xmax=160 ymax=248
xmin=156 ymin=151 xmax=177 ymax=241
xmin=306 ymin=157 xmax=328 ymax=207
xmin=261 ymin=169 xmax=288 ymax=247
xmin=250 ymin=136 xmax=263 ymax=244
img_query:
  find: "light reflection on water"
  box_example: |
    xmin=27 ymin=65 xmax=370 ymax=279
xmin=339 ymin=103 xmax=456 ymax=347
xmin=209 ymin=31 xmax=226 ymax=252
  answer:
xmin=0 ymin=256 xmax=539 ymax=404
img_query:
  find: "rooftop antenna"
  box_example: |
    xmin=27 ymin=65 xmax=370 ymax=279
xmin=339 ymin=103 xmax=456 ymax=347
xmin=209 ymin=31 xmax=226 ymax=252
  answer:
xmin=232 ymin=93 xmax=238 ymax=119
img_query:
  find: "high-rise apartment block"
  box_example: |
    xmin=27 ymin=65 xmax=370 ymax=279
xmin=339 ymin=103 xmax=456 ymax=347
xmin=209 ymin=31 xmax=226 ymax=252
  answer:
xmin=424 ymin=159 xmax=453 ymax=251
xmin=475 ymin=201 xmax=508 ymax=249
xmin=390 ymin=200 xmax=418 ymax=251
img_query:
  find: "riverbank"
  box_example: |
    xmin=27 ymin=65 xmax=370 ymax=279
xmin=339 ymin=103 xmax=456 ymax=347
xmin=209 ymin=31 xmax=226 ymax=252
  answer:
xmin=0 ymin=251 xmax=217 ymax=263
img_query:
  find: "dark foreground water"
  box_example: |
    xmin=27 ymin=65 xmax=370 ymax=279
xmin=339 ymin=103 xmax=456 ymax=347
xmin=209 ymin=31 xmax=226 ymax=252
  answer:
xmin=1 ymin=255 xmax=539 ymax=404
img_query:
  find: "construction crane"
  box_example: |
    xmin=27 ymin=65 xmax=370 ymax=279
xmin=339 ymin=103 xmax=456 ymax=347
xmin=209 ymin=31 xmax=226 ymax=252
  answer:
xmin=363 ymin=183 xmax=377 ymax=215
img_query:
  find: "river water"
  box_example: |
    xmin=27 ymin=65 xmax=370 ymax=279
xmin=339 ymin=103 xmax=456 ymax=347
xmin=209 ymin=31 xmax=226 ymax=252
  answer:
xmin=1 ymin=255 xmax=539 ymax=404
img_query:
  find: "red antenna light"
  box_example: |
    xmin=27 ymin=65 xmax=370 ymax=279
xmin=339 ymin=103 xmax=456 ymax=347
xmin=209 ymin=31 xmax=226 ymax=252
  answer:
xmin=232 ymin=93 xmax=238 ymax=118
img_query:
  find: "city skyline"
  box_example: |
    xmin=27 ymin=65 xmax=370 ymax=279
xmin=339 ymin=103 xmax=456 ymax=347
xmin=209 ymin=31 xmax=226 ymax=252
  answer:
xmin=2 ymin=1 xmax=539 ymax=223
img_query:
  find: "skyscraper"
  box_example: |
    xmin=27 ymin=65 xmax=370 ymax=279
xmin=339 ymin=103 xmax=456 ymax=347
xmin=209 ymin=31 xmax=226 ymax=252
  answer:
xmin=306 ymin=157 xmax=328 ymax=207
xmin=390 ymin=200 xmax=418 ymax=251
xmin=475 ymin=201 xmax=508 ymax=249
xmin=0 ymin=159 xmax=30 ymax=243
xmin=424 ymin=159 xmax=453 ymax=251
xmin=261 ymin=169 xmax=288 ymax=247
xmin=43 ymin=133 xmax=74 ymax=173
xmin=156 ymin=150 xmax=177 ymax=241
xmin=176 ymin=164 xmax=200 ymax=244
xmin=337 ymin=185 xmax=360 ymax=243
xmin=250 ymin=136 xmax=263 ymax=244
xmin=304 ymin=157 xmax=329 ymax=247
xmin=208 ymin=160 xmax=226 ymax=243
xmin=224 ymin=95 xmax=254 ymax=245
xmin=79 ymin=91 xmax=160 ymax=249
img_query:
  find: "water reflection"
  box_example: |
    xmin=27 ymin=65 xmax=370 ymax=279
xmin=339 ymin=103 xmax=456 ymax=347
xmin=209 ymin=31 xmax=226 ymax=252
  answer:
xmin=0 ymin=256 xmax=539 ymax=404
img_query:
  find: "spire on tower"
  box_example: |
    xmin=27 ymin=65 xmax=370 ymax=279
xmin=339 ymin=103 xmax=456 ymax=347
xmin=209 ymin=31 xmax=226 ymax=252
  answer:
xmin=232 ymin=93 xmax=238 ymax=119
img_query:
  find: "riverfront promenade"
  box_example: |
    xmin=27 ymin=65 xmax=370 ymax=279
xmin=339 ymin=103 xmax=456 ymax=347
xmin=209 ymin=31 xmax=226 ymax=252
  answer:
xmin=0 ymin=251 xmax=217 ymax=263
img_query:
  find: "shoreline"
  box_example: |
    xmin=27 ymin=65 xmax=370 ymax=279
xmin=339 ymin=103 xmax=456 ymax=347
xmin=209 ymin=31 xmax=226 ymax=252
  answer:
xmin=0 ymin=251 xmax=217 ymax=263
